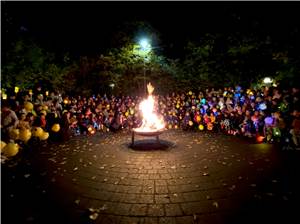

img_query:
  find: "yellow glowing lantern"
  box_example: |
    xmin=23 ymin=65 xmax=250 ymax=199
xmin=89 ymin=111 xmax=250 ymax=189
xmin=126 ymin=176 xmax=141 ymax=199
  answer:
xmin=174 ymin=125 xmax=178 ymax=129
xmin=130 ymin=108 xmax=135 ymax=115
xmin=168 ymin=124 xmax=173 ymax=129
xmin=19 ymin=129 xmax=32 ymax=142
xmin=3 ymin=143 xmax=20 ymax=157
xmin=88 ymin=126 xmax=93 ymax=132
xmin=24 ymin=102 xmax=34 ymax=111
xmin=63 ymin=99 xmax=69 ymax=104
xmin=188 ymin=91 xmax=192 ymax=95
xmin=39 ymin=132 xmax=49 ymax=141
xmin=29 ymin=89 xmax=33 ymax=95
xmin=189 ymin=120 xmax=193 ymax=126
xmin=2 ymin=93 xmax=7 ymax=100
xmin=199 ymin=124 xmax=204 ymax=131
xmin=9 ymin=129 xmax=20 ymax=140
xmin=33 ymin=127 xmax=44 ymax=137
xmin=14 ymin=86 xmax=20 ymax=94
xmin=176 ymin=104 xmax=180 ymax=109
xmin=51 ymin=124 xmax=60 ymax=132
xmin=196 ymin=115 xmax=201 ymax=123
xmin=45 ymin=91 xmax=49 ymax=96
xmin=125 ymin=111 xmax=129 ymax=117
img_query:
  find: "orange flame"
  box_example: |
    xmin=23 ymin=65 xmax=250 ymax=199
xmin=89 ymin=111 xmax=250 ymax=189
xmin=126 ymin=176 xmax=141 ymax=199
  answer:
xmin=135 ymin=83 xmax=165 ymax=132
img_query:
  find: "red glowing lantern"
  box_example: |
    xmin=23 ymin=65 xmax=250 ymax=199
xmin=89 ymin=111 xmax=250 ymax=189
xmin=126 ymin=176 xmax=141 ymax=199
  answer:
xmin=256 ymin=135 xmax=265 ymax=143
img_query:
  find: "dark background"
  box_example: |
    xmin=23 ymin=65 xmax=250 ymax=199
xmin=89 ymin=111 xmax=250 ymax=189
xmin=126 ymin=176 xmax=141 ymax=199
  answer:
xmin=3 ymin=1 xmax=300 ymax=58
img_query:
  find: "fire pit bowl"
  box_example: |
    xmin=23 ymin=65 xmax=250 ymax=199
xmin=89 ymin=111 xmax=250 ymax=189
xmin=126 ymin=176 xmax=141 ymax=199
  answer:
xmin=131 ymin=128 xmax=166 ymax=146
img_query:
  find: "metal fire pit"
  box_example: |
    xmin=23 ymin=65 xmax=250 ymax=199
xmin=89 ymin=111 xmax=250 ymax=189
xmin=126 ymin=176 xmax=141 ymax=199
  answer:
xmin=131 ymin=128 xmax=166 ymax=146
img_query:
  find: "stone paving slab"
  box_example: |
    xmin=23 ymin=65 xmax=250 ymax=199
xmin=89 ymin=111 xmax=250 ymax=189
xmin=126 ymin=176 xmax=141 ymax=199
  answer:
xmin=2 ymin=130 xmax=300 ymax=224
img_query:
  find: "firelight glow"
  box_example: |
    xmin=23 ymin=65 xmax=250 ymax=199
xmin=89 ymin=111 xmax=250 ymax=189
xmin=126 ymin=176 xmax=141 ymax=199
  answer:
xmin=134 ymin=83 xmax=165 ymax=132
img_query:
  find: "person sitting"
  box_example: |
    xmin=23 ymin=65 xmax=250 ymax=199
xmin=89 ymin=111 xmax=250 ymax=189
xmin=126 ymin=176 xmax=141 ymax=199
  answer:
xmin=1 ymin=100 xmax=19 ymax=142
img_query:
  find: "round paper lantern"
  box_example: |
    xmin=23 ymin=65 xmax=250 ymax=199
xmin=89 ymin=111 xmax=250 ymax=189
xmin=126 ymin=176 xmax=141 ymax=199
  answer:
xmin=199 ymin=124 xmax=204 ymax=131
xmin=24 ymin=102 xmax=33 ymax=111
xmin=188 ymin=121 xmax=193 ymax=126
xmin=3 ymin=143 xmax=19 ymax=157
xmin=259 ymin=103 xmax=267 ymax=110
xmin=1 ymin=141 xmax=7 ymax=153
xmin=33 ymin=127 xmax=44 ymax=137
xmin=188 ymin=91 xmax=193 ymax=95
xmin=19 ymin=129 xmax=32 ymax=142
xmin=51 ymin=124 xmax=60 ymax=132
xmin=273 ymin=127 xmax=281 ymax=137
xmin=207 ymin=123 xmax=213 ymax=131
xmin=196 ymin=115 xmax=201 ymax=123
xmin=9 ymin=129 xmax=20 ymax=140
xmin=39 ymin=132 xmax=49 ymax=141
xmin=88 ymin=126 xmax=93 ymax=132
xmin=256 ymin=135 xmax=265 ymax=143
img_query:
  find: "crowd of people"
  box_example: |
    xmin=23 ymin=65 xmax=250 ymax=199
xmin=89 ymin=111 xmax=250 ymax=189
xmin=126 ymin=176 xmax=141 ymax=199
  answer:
xmin=1 ymin=84 xmax=300 ymax=150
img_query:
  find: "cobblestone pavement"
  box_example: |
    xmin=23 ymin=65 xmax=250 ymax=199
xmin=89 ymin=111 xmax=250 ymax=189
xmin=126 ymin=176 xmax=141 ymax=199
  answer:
xmin=2 ymin=130 xmax=300 ymax=224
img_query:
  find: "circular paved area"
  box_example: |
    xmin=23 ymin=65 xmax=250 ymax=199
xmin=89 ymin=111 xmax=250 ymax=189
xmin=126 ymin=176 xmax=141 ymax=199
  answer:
xmin=2 ymin=130 xmax=300 ymax=224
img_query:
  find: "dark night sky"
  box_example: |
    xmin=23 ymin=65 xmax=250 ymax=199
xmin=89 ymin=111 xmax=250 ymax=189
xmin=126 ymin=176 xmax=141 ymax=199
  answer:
xmin=2 ymin=1 xmax=300 ymax=58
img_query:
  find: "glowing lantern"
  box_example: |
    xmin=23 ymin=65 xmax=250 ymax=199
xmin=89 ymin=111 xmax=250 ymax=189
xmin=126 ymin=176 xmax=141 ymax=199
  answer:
xmin=9 ymin=129 xmax=20 ymax=140
xmin=188 ymin=121 xmax=193 ymax=126
xmin=1 ymin=141 xmax=7 ymax=153
xmin=29 ymin=89 xmax=33 ymax=95
xmin=259 ymin=103 xmax=267 ymax=110
xmin=256 ymin=135 xmax=265 ymax=143
xmin=19 ymin=129 xmax=32 ymax=142
xmin=196 ymin=115 xmax=201 ymax=123
xmin=273 ymin=128 xmax=281 ymax=137
xmin=168 ymin=124 xmax=173 ymax=129
xmin=39 ymin=132 xmax=49 ymax=141
xmin=174 ymin=125 xmax=178 ymax=129
xmin=51 ymin=124 xmax=60 ymax=132
xmin=207 ymin=123 xmax=213 ymax=131
xmin=130 ymin=108 xmax=135 ymax=115
xmin=3 ymin=143 xmax=19 ymax=157
xmin=264 ymin=117 xmax=273 ymax=126
xmin=188 ymin=91 xmax=193 ymax=95
xmin=88 ymin=126 xmax=93 ymax=132
xmin=45 ymin=91 xmax=49 ymax=96
xmin=2 ymin=93 xmax=7 ymax=100
xmin=210 ymin=115 xmax=216 ymax=123
xmin=63 ymin=99 xmax=69 ymax=104
xmin=33 ymin=127 xmax=44 ymax=137
xmin=14 ymin=86 xmax=20 ymax=94
xmin=24 ymin=102 xmax=34 ymax=111
xmin=199 ymin=124 xmax=204 ymax=131
xmin=176 ymin=104 xmax=180 ymax=109
xmin=125 ymin=111 xmax=129 ymax=117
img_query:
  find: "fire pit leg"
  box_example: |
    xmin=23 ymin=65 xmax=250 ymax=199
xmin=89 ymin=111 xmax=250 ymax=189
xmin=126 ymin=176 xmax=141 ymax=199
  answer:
xmin=132 ymin=131 xmax=135 ymax=146
xmin=156 ymin=135 xmax=160 ymax=143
